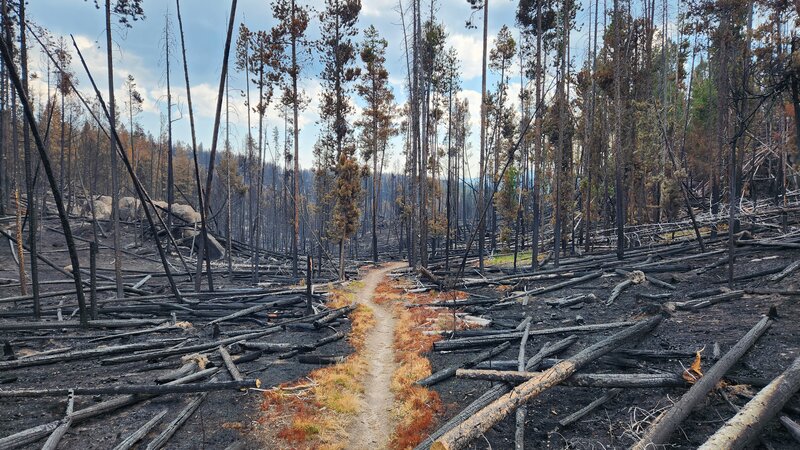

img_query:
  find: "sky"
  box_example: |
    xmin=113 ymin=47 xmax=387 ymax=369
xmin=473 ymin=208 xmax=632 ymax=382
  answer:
xmin=24 ymin=0 xmax=650 ymax=172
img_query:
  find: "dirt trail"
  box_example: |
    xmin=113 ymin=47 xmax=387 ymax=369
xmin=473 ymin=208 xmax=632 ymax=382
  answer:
xmin=347 ymin=262 xmax=404 ymax=450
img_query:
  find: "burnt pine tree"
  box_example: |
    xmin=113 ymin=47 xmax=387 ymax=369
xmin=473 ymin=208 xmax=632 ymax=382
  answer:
xmin=271 ymin=0 xmax=311 ymax=280
xmin=356 ymin=25 xmax=394 ymax=264
xmin=468 ymin=0 xmax=490 ymax=273
xmin=235 ymin=25 xmax=276 ymax=283
xmin=517 ymin=0 xmax=557 ymax=270
xmin=318 ymin=0 xmax=361 ymax=280
xmin=488 ymin=25 xmax=516 ymax=253
xmin=18 ymin=0 xmax=40 ymax=317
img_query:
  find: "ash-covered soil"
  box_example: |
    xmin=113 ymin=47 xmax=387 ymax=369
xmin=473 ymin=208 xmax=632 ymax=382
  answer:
xmin=0 ymin=218 xmax=358 ymax=449
xmin=424 ymin=241 xmax=800 ymax=449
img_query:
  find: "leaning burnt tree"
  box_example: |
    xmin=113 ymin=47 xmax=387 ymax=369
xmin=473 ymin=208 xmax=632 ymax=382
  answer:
xmin=0 ymin=29 xmax=88 ymax=325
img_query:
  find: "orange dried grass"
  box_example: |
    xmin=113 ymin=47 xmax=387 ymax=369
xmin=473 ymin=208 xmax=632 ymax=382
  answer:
xmin=258 ymin=293 xmax=372 ymax=449
xmin=373 ymin=281 xmax=444 ymax=450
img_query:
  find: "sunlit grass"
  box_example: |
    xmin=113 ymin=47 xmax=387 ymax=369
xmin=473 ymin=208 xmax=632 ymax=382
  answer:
xmin=486 ymin=251 xmax=548 ymax=267
xmin=258 ymin=289 xmax=373 ymax=449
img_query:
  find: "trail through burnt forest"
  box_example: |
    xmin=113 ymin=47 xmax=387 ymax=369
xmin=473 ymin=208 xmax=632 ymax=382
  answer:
xmin=347 ymin=262 xmax=403 ymax=449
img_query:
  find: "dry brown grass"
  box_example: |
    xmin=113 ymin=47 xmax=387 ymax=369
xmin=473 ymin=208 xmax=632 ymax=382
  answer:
xmin=257 ymin=284 xmax=372 ymax=450
xmin=258 ymin=277 xmax=458 ymax=449
xmin=374 ymin=282 xmax=444 ymax=450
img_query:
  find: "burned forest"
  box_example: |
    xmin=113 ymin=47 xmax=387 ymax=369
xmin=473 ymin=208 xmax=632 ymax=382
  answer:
xmin=1 ymin=0 xmax=800 ymax=449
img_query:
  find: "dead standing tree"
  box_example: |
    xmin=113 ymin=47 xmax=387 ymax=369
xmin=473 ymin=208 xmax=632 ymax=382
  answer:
xmin=99 ymin=0 xmax=146 ymax=300
xmin=175 ymin=0 xmax=214 ymax=292
xmin=17 ymin=1 xmax=40 ymax=318
xmin=0 ymin=32 xmax=89 ymax=325
xmin=198 ymin=0 xmax=238 ymax=291
xmin=356 ymin=25 xmax=395 ymax=264
xmin=271 ymin=0 xmax=311 ymax=280
xmin=70 ymin=34 xmax=185 ymax=303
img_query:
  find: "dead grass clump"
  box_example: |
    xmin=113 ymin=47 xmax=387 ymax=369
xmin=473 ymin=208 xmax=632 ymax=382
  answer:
xmin=374 ymin=282 xmax=406 ymax=304
xmin=373 ymin=281 xmax=443 ymax=450
xmin=257 ymin=294 xmax=373 ymax=449
xmin=326 ymin=289 xmax=356 ymax=309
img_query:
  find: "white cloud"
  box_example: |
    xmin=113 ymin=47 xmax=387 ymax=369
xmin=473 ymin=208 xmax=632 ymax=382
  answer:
xmin=361 ymin=0 xmax=400 ymax=17
xmin=449 ymin=32 xmax=487 ymax=81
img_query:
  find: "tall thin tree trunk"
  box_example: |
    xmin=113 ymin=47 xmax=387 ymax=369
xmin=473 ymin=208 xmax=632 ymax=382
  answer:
xmin=19 ymin=1 xmax=40 ymax=318
xmin=477 ymin=0 xmax=489 ymax=273
xmin=166 ymin=12 xmax=174 ymax=233
xmin=613 ymin=0 xmax=625 ymax=260
xmin=199 ymin=0 xmax=237 ymax=290
xmin=226 ymin=70 xmax=233 ymax=280
xmin=176 ymin=0 xmax=211 ymax=292
xmin=105 ymin=0 xmax=124 ymax=299
xmin=531 ymin=0 xmax=542 ymax=270
xmin=291 ymin=0 xmax=300 ymax=279
xmin=0 ymin=32 xmax=89 ymax=325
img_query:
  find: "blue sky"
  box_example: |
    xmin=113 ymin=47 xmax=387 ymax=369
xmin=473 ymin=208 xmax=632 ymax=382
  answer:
xmin=25 ymin=0 xmax=651 ymax=172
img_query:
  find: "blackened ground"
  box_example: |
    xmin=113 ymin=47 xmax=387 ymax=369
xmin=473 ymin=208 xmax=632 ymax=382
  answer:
xmin=425 ymin=245 xmax=800 ymax=449
xmin=0 ymin=218 xmax=357 ymax=449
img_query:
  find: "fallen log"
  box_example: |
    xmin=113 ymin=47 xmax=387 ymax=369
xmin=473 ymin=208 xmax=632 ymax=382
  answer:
xmin=514 ymin=321 xmax=531 ymax=450
xmin=558 ymin=388 xmax=622 ymax=427
xmin=0 ymin=421 xmax=62 ymax=450
xmin=297 ymin=354 xmax=346 ymax=365
xmin=145 ymin=393 xmax=208 ymax=450
xmin=0 ymin=339 xmax=186 ymax=371
xmin=430 ymin=315 xmax=663 ymax=450
xmin=218 ymin=345 xmax=243 ymax=381
xmin=633 ymin=249 xmax=726 ymax=269
xmin=155 ymin=361 xmax=198 ymax=384
xmin=241 ymin=341 xmax=293 ymax=352
xmin=205 ymin=297 xmax=303 ymax=326
xmin=41 ymin=390 xmax=74 ymax=450
xmin=676 ymin=290 xmax=744 ymax=310
xmin=780 ymin=416 xmax=800 ymax=444
xmin=417 ymin=341 xmax=512 ymax=387
xmin=698 ymin=353 xmax=800 ymax=450
xmin=455 ymin=369 xmax=687 ymax=388
xmin=726 ymin=265 xmax=785 ymax=282
xmin=0 ymin=318 xmax=167 ymax=330
xmin=631 ymin=310 xmax=775 ymax=450
xmin=102 ymin=327 xmax=281 ymax=365
xmin=0 ymin=367 xmax=214 ymax=449
xmin=111 ymin=409 xmax=168 ymax=450
xmin=420 ymin=297 xmax=498 ymax=308
xmin=433 ymin=321 xmax=636 ymax=351
xmin=616 ymin=268 xmax=675 ymax=290
xmin=279 ymin=331 xmax=346 ymax=359
xmin=0 ymin=379 xmax=259 ymax=397
xmin=414 ymin=335 xmax=578 ymax=450
xmin=419 ymin=266 xmax=441 ymax=285
xmin=515 ymin=270 xmax=604 ymax=299
xmin=606 ymin=271 xmax=645 ymax=305
xmin=636 ymin=292 xmax=671 ymax=300
xmin=313 ymin=304 xmax=356 ymax=329
xmin=745 ymin=288 xmax=800 ymax=296
xmin=545 ymin=293 xmax=596 ymax=308
xmin=88 ymin=322 xmax=175 ymax=343
xmin=768 ymin=260 xmax=800 ymax=282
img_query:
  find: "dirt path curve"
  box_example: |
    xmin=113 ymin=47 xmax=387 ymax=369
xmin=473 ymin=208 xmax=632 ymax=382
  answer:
xmin=347 ymin=262 xmax=404 ymax=450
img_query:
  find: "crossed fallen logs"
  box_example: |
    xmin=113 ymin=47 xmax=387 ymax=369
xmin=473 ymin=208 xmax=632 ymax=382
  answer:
xmin=417 ymin=307 xmax=795 ymax=450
